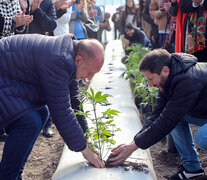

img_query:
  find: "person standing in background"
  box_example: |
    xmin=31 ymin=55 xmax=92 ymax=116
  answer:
xmin=119 ymin=0 xmax=141 ymax=49
xmin=53 ymin=0 xmax=75 ymax=36
xmin=149 ymin=0 xmax=171 ymax=47
xmin=112 ymin=6 xmax=123 ymax=40
xmin=18 ymin=0 xmax=57 ymax=35
xmin=69 ymin=0 xmax=89 ymax=39
xmin=89 ymin=0 xmax=103 ymax=30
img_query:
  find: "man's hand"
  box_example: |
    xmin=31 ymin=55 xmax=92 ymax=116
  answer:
xmin=108 ymin=141 xmax=138 ymax=166
xmin=14 ymin=10 xmax=33 ymax=27
xmin=81 ymin=146 xmax=105 ymax=168
xmin=171 ymin=0 xmax=177 ymax=3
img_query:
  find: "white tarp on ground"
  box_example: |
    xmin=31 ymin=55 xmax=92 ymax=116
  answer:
xmin=52 ymin=40 xmax=157 ymax=180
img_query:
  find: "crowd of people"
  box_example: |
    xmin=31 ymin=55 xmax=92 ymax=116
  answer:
xmin=1 ymin=0 xmax=207 ymax=180
xmin=112 ymin=0 xmax=207 ymax=63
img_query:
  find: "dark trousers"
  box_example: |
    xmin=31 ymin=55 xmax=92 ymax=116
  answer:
xmin=0 ymin=106 xmax=49 ymax=180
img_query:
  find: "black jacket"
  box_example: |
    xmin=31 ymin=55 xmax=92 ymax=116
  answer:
xmin=125 ymin=27 xmax=151 ymax=48
xmin=134 ymin=53 xmax=207 ymax=149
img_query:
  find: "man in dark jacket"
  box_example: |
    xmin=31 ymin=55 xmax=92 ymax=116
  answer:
xmin=109 ymin=49 xmax=207 ymax=180
xmin=0 ymin=34 xmax=105 ymax=180
xmin=124 ymin=23 xmax=152 ymax=50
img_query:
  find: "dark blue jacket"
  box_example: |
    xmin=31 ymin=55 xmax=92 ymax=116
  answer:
xmin=0 ymin=34 xmax=88 ymax=152
xmin=134 ymin=53 xmax=207 ymax=149
xmin=18 ymin=0 xmax=57 ymax=35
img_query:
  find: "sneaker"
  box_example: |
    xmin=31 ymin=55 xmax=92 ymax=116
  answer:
xmin=164 ymin=165 xmax=205 ymax=180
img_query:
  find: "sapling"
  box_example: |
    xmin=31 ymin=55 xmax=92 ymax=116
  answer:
xmin=76 ymin=88 xmax=120 ymax=161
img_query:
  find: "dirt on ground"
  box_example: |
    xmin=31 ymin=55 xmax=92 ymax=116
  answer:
xmin=0 ymin=122 xmax=207 ymax=180
xmin=149 ymin=124 xmax=207 ymax=180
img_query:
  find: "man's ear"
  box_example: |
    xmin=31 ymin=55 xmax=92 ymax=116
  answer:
xmin=75 ymin=55 xmax=83 ymax=66
xmin=161 ymin=66 xmax=170 ymax=77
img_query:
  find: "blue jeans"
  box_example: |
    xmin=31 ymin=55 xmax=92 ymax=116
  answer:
xmin=171 ymin=114 xmax=207 ymax=172
xmin=0 ymin=106 xmax=49 ymax=180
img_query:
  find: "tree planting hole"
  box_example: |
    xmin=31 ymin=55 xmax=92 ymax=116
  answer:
xmin=105 ymin=87 xmax=112 ymax=89
xmin=101 ymin=103 xmax=112 ymax=106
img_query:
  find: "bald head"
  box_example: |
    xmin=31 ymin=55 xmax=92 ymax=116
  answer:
xmin=76 ymin=39 xmax=104 ymax=62
xmin=75 ymin=39 xmax=105 ymax=80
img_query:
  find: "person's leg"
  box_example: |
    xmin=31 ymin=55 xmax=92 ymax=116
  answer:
xmin=195 ymin=123 xmax=207 ymax=150
xmin=0 ymin=106 xmax=49 ymax=180
xmin=17 ymin=106 xmax=49 ymax=180
xmin=171 ymin=114 xmax=207 ymax=172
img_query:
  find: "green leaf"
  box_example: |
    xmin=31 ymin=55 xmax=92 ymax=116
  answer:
xmin=95 ymin=91 xmax=102 ymax=100
xmin=102 ymin=130 xmax=112 ymax=137
xmin=90 ymin=87 xmax=95 ymax=98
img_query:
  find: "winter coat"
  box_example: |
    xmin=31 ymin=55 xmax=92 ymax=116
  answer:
xmin=134 ymin=53 xmax=207 ymax=149
xmin=0 ymin=34 xmax=88 ymax=152
xmin=149 ymin=0 xmax=169 ymax=31
xmin=124 ymin=27 xmax=152 ymax=48
xmin=53 ymin=4 xmax=72 ymax=36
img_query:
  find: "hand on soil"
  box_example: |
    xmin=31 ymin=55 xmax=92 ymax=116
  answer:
xmin=109 ymin=141 xmax=138 ymax=166
xmin=81 ymin=146 xmax=105 ymax=168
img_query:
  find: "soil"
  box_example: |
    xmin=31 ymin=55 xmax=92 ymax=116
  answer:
xmin=149 ymin=124 xmax=207 ymax=180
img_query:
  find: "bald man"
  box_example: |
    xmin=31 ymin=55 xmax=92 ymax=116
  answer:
xmin=0 ymin=34 xmax=105 ymax=180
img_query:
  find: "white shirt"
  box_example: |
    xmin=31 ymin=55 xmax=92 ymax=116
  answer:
xmin=53 ymin=5 xmax=72 ymax=36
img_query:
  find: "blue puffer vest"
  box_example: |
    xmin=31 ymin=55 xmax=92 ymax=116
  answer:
xmin=0 ymin=34 xmax=87 ymax=152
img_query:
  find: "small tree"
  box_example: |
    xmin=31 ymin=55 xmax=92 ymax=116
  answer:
xmin=76 ymin=88 xmax=120 ymax=161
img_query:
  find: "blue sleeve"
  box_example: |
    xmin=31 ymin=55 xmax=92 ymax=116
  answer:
xmin=31 ymin=0 xmax=57 ymax=32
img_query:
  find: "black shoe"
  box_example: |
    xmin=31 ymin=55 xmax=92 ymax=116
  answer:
xmin=164 ymin=165 xmax=205 ymax=180
xmin=43 ymin=126 xmax=54 ymax=138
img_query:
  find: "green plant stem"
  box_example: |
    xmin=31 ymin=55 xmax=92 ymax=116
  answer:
xmin=93 ymin=102 xmax=102 ymax=161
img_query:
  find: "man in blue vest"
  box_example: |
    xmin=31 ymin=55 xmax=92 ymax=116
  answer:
xmin=0 ymin=34 xmax=105 ymax=180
